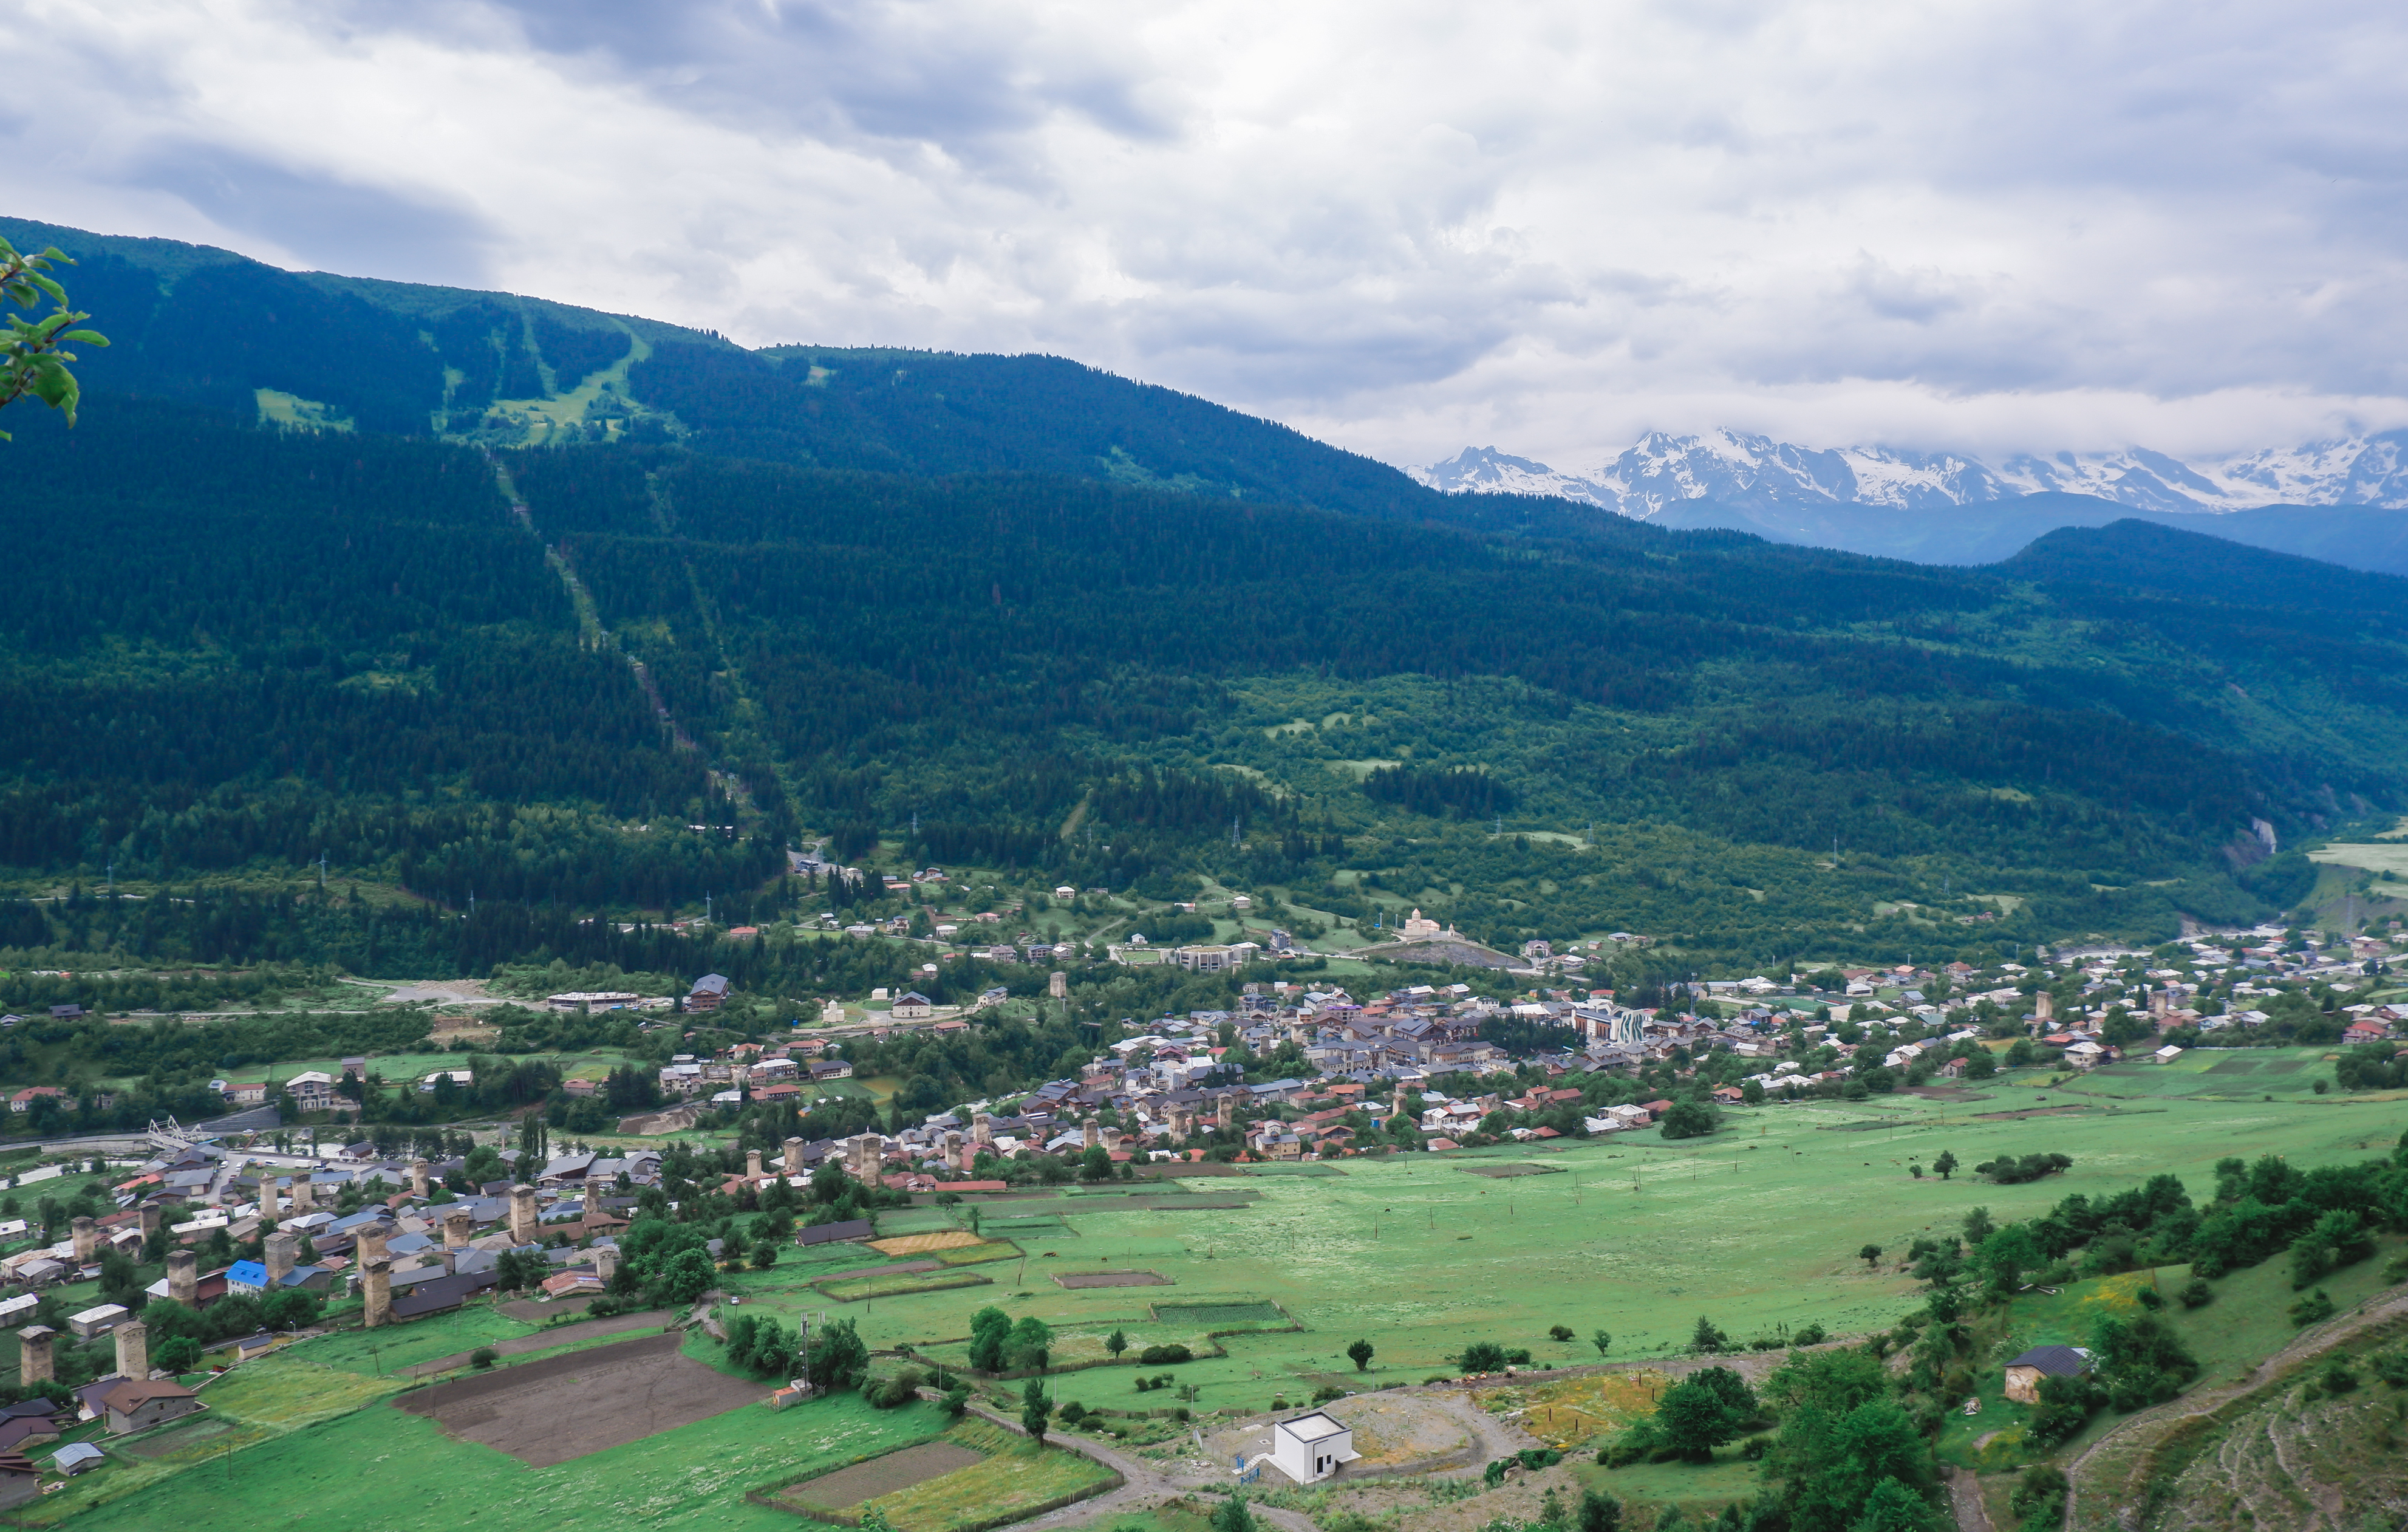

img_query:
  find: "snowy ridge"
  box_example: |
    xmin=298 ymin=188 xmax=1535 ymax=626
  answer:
xmin=1409 ymin=446 xmax=1614 ymax=504
xmin=1421 ymin=429 xmax=2408 ymax=517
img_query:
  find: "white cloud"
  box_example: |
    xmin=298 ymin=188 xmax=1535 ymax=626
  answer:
xmin=9 ymin=0 xmax=2408 ymax=465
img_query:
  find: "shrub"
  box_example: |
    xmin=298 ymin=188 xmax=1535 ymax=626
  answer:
xmin=1660 ymin=1098 xmax=1719 ymax=1140
xmin=2010 ymin=1466 xmax=2067 ymax=1532
xmin=2316 ymin=1360 xmax=2357 ymax=1397
xmin=470 ymin=1347 xmax=499 ymax=1369
xmin=2290 ymin=1289 xmax=2336 ymax=1328
xmin=864 ymin=1367 xmax=926 ymax=1409
xmin=1740 ymin=1434 xmax=1770 ymax=1460
xmin=1460 ymin=1341 xmax=1508 ymax=1373
xmin=2024 ymin=1375 xmax=2102 ymax=1449
xmin=1549 ymin=1325 xmax=1575 ymax=1343
xmin=2368 ymin=1350 xmax=2408 ymax=1389
xmin=1974 ymin=1152 xmax=2074 ymax=1185
xmin=1059 ymin=1400 xmax=1088 ymax=1424
xmin=2177 ymin=1278 xmax=2214 ymax=1309
xmin=1137 ymin=1343 xmax=1192 ymax=1366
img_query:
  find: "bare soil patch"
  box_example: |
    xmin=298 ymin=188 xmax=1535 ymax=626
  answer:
xmin=1055 ymin=1270 xmax=1171 ymax=1289
xmin=783 ymin=1441 xmax=985 ymax=1508
xmin=394 ymin=1331 xmax=757 ymax=1465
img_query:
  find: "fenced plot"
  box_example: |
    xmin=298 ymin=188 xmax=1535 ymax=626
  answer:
xmin=1054 ymin=1270 xmax=1171 ymax=1289
xmin=931 ymin=1240 xmax=1022 ymax=1267
xmin=861 ymin=1419 xmax=1119 ymax=1532
xmin=782 ymin=1441 xmax=986 ymax=1509
xmin=394 ymin=1332 xmax=759 ymax=1466
xmin=974 ymin=1216 xmax=1073 ymax=1240
xmin=1149 ymin=1300 xmax=1285 ymax=1326
xmin=819 ymin=1270 xmax=993 ymax=1303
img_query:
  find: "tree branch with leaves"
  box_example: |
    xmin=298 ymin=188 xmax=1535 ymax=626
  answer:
xmin=0 ymin=239 xmax=107 ymax=438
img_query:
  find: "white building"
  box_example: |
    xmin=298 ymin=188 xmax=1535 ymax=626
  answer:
xmin=1271 ymin=1411 xmax=1357 ymax=1483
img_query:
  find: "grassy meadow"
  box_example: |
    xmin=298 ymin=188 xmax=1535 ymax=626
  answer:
xmin=798 ymin=1056 xmax=2404 ymax=1417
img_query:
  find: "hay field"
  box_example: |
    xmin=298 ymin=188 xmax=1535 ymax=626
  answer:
xmin=874 ymin=1231 xmax=990 ymax=1256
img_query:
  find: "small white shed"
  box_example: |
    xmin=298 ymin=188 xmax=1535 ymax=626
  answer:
xmin=1271 ymin=1411 xmax=1357 ymax=1483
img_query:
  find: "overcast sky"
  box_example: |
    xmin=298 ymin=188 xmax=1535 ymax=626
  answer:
xmin=12 ymin=0 xmax=2408 ymax=469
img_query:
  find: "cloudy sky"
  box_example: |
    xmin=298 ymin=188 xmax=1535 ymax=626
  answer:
xmin=11 ymin=0 xmax=2408 ymax=470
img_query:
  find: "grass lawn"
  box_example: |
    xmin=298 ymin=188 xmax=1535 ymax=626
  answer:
xmin=1572 ymin=1452 xmax=1771 ymax=1511
xmin=21 ymin=1355 xmax=411 ymax=1525
xmin=291 ymin=1302 xmax=539 ymax=1376
xmin=64 ymin=1384 xmax=949 ymax=1532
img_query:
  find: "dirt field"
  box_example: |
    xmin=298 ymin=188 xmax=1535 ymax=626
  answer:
xmin=394 ymin=1332 xmax=760 ymax=1465
xmin=783 ymin=1441 xmax=985 ymax=1508
xmin=871 ymin=1231 xmax=985 ymax=1256
xmin=1056 ymin=1270 xmax=1172 ymax=1288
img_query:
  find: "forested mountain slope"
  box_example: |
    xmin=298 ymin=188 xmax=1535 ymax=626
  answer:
xmin=0 ymin=216 xmax=1440 ymax=520
xmin=4 ymin=219 xmax=2406 ymax=976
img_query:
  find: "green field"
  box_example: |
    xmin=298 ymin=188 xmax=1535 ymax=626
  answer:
xmin=62 ymin=1379 xmax=950 ymax=1532
xmin=714 ymin=1059 xmax=2408 ymax=1416
xmin=2048 ymin=1048 xmax=2358 ymax=1103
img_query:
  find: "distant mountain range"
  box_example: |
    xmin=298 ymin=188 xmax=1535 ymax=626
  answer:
xmin=1410 ymin=433 xmax=2408 ymax=573
xmin=1413 ymin=429 xmax=2408 ymax=514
